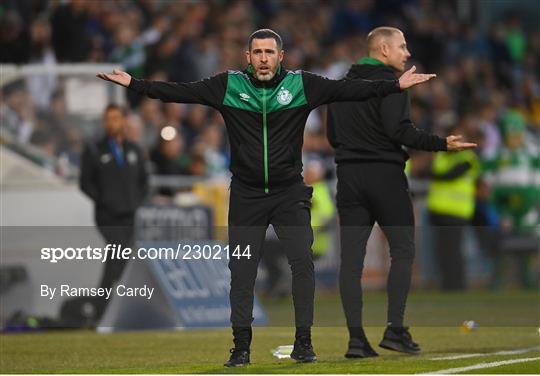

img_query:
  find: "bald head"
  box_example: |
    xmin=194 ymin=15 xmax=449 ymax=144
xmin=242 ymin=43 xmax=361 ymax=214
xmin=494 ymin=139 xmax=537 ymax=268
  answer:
xmin=366 ymin=27 xmax=410 ymax=72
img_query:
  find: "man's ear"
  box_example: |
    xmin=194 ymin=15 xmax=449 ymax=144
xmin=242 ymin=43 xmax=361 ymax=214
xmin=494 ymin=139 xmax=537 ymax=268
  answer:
xmin=245 ymin=51 xmax=251 ymax=64
xmin=278 ymin=49 xmax=284 ymax=62
xmin=381 ymin=43 xmax=389 ymax=57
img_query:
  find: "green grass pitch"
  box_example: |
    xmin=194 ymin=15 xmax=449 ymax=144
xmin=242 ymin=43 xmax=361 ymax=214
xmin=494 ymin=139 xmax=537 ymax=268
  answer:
xmin=1 ymin=291 xmax=539 ymax=374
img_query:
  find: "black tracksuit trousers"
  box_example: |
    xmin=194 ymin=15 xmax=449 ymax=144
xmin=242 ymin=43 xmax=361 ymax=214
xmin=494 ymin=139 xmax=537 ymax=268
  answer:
xmin=228 ymin=179 xmax=314 ymax=348
xmin=337 ymin=162 xmax=415 ymax=334
xmin=95 ymin=210 xmax=134 ymax=318
xmin=428 ymin=213 xmax=468 ymax=291
xmin=96 ymin=211 xmax=134 ymax=290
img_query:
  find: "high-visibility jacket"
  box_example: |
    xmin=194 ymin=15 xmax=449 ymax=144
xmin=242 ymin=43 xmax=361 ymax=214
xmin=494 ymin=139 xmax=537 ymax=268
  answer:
xmin=311 ymin=181 xmax=335 ymax=256
xmin=427 ymin=150 xmax=480 ymax=219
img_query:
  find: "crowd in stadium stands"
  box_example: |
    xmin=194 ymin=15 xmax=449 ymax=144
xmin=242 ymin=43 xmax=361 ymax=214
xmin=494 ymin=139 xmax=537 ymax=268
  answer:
xmin=1 ymin=1 xmax=539 ymax=287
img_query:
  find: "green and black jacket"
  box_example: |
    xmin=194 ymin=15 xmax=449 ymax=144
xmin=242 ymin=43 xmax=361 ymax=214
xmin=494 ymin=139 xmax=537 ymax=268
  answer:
xmin=129 ymin=67 xmax=400 ymax=192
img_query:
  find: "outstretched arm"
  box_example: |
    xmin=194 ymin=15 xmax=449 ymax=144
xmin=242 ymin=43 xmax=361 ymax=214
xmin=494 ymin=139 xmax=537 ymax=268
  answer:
xmin=381 ymin=91 xmax=476 ymax=152
xmin=303 ymin=65 xmax=436 ymax=109
xmin=96 ymin=69 xmax=227 ymax=108
xmin=397 ymin=68 xmax=476 ymax=151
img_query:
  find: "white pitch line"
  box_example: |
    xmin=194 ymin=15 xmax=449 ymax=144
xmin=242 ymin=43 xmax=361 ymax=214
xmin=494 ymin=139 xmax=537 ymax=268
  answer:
xmin=420 ymin=356 xmax=540 ymax=374
xmin=430 ymin=346 xmax=540 ymax=360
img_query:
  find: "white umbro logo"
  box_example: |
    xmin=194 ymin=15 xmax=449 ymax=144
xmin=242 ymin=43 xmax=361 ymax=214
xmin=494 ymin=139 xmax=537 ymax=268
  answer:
xmin=239 ymin=93 xmax=250 ymax=102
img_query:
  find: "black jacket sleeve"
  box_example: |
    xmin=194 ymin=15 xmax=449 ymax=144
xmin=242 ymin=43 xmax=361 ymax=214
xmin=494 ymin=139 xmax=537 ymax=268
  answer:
xmin=302 ymin=71 xmax=401 ymax=109
xmin=381 ymin=91 xmax=447 ymax=151
xmin=128 ymin=72 xmax=228 ymax=108
xmin=79 ymin=142 xmax=98 ymax=202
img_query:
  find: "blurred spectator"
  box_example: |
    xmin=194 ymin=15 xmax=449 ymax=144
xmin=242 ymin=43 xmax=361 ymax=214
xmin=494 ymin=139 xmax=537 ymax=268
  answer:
xmin=29 ymin=14 xmax=56 ymax=64
xmin=521 ymin=77 xmax=540 ymax=154
xmin=426 ymin=120 xmax=481 ymax=290
xmin=487 ymin=26 xmax=514 ymax=88
xmin=0 ymin=10 xmax=30 ymax=63
xmin=163 ymin=103 xmax=184 ymax=126
xmin=194 ymin=35 xmax=222 ymax=78
xmin=50 ymin=0 xmax=92 ymax=62
xmin=504 ymin=13 xmax=527 ymax=65
xmin=125 ymin=112 xmax=145 ymax=147
xmin=34 ymin=90 xmax=81 ymax=164
xmin=476 ymin=100 xmax=501 ymax=159
xmin=483 ymin=110 xmax=540 ymax=288
xmin=189 ymin=142 xmax=208 ymax=177
xmin=137 ymin=97 xmax=164 ymax=149
xmin=0 ymin=80 xmax=34 ymax=143
xmin=196 ymin=124 xmax=229 ymax=178
xmin=145 ymin=34 xmax=180 ymax=77
xmin=111 ymin=21 xmax=147 ymax=107
xmin=79 ymin=104 xmax=148 ymax=317
xmin=29 ymin=130 xmax=55 ymax=159
xmin=182 ymin=105 xmax=209 ymax=148
xmin=331 ymin=0 xmax=376 ymax=39
xmin=27 ymin=15 xmax=58 ymax=109
xmin=110 ymin=23 xmax=146 ymax=79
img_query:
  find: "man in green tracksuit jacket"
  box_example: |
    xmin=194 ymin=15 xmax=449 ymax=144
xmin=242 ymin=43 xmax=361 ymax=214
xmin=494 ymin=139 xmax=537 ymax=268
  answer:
xmin=97 ymin=28 xmax=435 ymax=367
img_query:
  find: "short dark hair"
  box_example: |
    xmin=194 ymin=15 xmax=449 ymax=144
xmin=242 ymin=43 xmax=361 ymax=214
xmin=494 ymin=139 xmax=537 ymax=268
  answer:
xmin=248 ymin=29 xmax=283 ymax=51
xmin=104 ymin=103 xmax=125 ymax=115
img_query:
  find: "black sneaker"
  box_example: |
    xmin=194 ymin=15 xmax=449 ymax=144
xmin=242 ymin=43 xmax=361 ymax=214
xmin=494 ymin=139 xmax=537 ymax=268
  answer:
xmin=345 ymin=336 xmax=379 ymax=358
xmin=379 ymin=327 xmax=421 ymax=354
xmin=290 ymin=337 xmax=317 ymax=363
xmin=224 ymin=348 xmax=250 ymax=367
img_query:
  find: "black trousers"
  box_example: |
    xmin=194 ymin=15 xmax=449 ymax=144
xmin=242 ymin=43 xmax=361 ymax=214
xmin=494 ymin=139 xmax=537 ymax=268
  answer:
xmin=228 ymin=179 xmax=314 ymax=332
xmin=95 ymin=210 xmax=134 ymax=290
xmin=428 ymin=213 xmax=468 ymax=290
xmin=261 ymin=238 xmax=288 ymax=296
xmin=336 ymin=162 xmax=415 ymax=332
xmin=92 ymin=210 xmax=134 ymax=319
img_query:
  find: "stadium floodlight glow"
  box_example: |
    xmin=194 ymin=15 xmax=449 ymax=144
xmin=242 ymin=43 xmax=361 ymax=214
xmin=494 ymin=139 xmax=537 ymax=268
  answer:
xmin=161 ymin=126 xmax=177 ymax=141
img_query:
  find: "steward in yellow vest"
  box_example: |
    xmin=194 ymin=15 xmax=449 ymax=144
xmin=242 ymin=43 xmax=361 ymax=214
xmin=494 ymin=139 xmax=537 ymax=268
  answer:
xmin=427 ymin=147 xmax=480 ymax=290
xmin=427 ymin=150 xmax=480 ymax=220
xmin=304 ymin=160 xmax=335 ymax=259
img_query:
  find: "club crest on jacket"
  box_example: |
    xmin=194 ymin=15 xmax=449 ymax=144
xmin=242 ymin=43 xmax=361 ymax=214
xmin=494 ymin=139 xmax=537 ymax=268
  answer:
xmin=277 ymin=87 xmax=293 ymax=105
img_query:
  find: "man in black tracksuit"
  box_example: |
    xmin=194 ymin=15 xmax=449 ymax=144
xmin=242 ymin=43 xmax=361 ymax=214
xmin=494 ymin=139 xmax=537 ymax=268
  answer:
xmin=79 ymin=104 xmax=148 ymax=317
xmin=327 ymin=27 xmax=476 ymax=358
xmin=97 ymin=28 xmax=435 ymax=366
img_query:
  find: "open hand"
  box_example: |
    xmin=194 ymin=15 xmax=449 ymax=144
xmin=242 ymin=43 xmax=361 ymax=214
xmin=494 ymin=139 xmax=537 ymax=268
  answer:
xmin=398 ymin=66 xmax=436 ymax=89
xmin=96 ymin=69 xmax=132 ymax=87
xmin=446 ymin=135 xmax=477 ymax=151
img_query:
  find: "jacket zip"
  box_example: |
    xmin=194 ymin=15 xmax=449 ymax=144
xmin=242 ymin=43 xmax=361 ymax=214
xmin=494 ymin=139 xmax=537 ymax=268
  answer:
xmin=262 ymin=87 xmax=269 ymax=193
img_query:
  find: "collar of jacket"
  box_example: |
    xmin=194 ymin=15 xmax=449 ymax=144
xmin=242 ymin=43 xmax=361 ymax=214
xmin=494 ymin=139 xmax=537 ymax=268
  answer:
xmin=102 ymin=136 xmax=126 ymax=147
xmin=244 ymin=64 xmax=286 ymax=88
xmin=356 ymin=56 xmax=387 ymax=66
